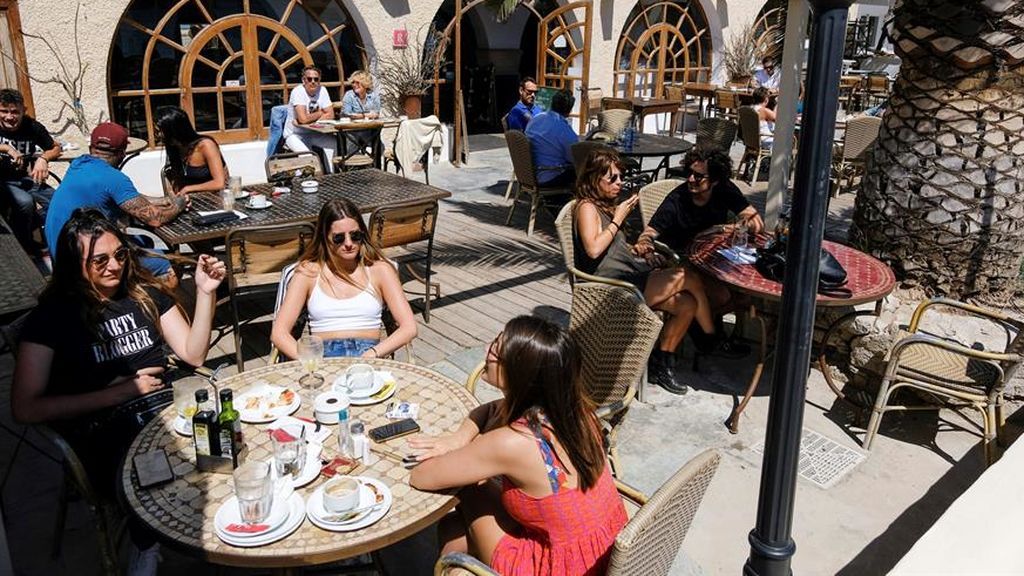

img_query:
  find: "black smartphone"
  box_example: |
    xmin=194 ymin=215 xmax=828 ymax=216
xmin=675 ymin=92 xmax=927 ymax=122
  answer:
xmin=133 ymin=449 xmax=174 ymax=488
xmin=368 ymin=418 xmax=421 ymax=443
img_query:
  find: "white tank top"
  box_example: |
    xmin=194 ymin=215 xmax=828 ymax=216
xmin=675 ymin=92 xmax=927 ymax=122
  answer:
xmin=306 ymin=267 xmax=383 ymax=333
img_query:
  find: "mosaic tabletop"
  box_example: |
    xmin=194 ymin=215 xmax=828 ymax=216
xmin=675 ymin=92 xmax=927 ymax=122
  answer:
xmin=152 ymin=169 xmax=451 ymax=246
xmin=686 ymin=233 xmax=896 ymax=307
xmin=121 ymin=358 xmax=478 ymax=568
xmin=0 ymin=225 xmax=45 ymax=317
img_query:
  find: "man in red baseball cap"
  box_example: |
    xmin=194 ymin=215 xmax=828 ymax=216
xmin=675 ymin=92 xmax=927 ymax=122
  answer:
xmin=45 ymin=122 xmax=187 ymax=284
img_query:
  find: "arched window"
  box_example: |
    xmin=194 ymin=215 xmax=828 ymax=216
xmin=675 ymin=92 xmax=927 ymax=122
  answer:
xmin=613 ymin=1 xmax=712 ymax=98
xmin=109 ymin=0 xmax=365 ymax=146
xmin=752 ymin=0 xmax=787 ymax=62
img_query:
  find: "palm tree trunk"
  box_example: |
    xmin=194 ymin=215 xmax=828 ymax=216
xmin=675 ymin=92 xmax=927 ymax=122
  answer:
xmin=850 ymin=0 xmax=1024 ymax=301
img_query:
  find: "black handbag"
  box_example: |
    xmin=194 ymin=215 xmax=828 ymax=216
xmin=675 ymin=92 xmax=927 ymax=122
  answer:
xmin=755 ymin=241 xmax=852 ymax=298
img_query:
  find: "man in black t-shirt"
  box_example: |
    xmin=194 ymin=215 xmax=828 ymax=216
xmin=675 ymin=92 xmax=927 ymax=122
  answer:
xmin=636 ymin=149 xmax=764 ymax=347
xmin=0 ymin=88 xmax=61 ymax=256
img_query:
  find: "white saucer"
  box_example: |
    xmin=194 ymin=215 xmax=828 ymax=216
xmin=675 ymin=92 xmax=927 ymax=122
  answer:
xmin=306 ymin=477 xmax=392 ymax=532
xmin=349 ymin=379 xmax=397 ymax=406
xmin=214 ymin=489 xmax=291 ymax=540
xmin=332 ymin=374 xmax=385 ymax=399
xmin=172 ymin=415 xmax=192 ymax=437
xmin=234 ymin=190 xmax=250 ymax=200
xmin=246 ymin=200 xmax=273 ymax=210
xmin=215 ymin=492 xmax=305 ymax=547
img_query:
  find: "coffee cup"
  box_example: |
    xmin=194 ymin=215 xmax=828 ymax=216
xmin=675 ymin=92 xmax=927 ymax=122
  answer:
xmin=322 ymin=476 xmax=361 ymax=513
xmin=250 ymin=193 xmax=268 ymax=208
xmin=345 ymin=364 xmax=374 ymax=391
xmin=301 ymin=180 xmax=319 ymax=194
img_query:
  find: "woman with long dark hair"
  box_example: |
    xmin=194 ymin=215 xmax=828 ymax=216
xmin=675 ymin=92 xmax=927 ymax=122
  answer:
xmin=12 ymin=209 xmax=225 ymax=574
xmin=271 ymin=198 xmax=416 ymax=359
xmin=410 ymin=315 xmax=627 ymax=576
xmin=156 ymin=106 xmax=228 ymax=195
xmin=574 ymin=148 xmax=716 ymax=395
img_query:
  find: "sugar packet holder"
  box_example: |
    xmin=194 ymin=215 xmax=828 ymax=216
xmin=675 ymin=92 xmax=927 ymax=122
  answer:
xmin=385 ymin=401 xmax=419 ymax=420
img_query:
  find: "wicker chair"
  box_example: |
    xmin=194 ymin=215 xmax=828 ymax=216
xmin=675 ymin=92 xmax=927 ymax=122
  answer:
xmin=831 ymin=115 xmax=881 ymax=196
xmin=585 ymin=87 xmax=604 ymax=129
xmin=226 ymin=222 xmax=316 ymax=370
xmin=591 ymin=109 xmax=635 ymax=141
xmin=737 ymin=106 xmax=769 ymax=184
xmin=570 ymin=282 xmax=662 ymax=474
xmin=500 ymin=114 xmax=517 ymax=200
xmin=696 ymin=117 xmax=738 ymax=153
xmin=601 ymin=96 xmax=634 ymax=112
xmin=638 ymin=179 xmax=684 ymax=228
xmin=504 ymin=129 xmax=574 ymax=236
xmin=554 ymin=201 xmax=644 ymax=291
xmin=434 ymin=449 xmax=721 ymax=576
xmin=368 ymin=199 xmax=440 ymax=322
xmin=664 ymin=84 xmax=701 ymax=137
xmin=713 ymin=89 xmax=741 ymax=123
xmin=862 ymin=73 xmax=889 ymax=109
xmin=864 ymin=298 xmax=1024 ymax=466
xmin=265 ymin=151 xmax=323 ymax=182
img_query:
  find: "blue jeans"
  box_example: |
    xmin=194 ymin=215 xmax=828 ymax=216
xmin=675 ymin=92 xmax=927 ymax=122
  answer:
xmin=128 ymin=234 xmax=173 ymax=277
xmin=323 ymin=338 xmax=378 ymax=358
xmin=2 ymin=177 xmax=54 ymax=255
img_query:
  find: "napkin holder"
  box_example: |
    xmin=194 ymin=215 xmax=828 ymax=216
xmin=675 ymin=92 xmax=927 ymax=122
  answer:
xmin=196 ymin=444 xmax=248 ymax=474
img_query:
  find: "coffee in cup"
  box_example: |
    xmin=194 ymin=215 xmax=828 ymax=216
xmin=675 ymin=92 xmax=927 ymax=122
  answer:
xmin=323 ymin=476 xmax=361 ymax=512
xmin=345 ymin=363 xmax=374 ymax=391
xmin=250 ymin=193 xmax=268 ymax=208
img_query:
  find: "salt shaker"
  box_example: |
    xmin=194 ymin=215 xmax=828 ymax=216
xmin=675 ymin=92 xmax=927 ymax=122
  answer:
xmin=349 ymin=420 xmax=375 ymax=464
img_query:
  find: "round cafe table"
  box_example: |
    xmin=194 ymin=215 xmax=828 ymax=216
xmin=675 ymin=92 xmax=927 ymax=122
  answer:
xmin=120 ymin=358 xmax=478 ymax=569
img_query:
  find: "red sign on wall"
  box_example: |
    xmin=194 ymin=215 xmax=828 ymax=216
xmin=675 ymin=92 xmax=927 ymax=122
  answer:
xmin=393 ymin=29 xmax=408 ymax=48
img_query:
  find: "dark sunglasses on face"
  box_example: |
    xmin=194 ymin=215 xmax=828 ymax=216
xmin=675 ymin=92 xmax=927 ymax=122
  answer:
xmin=487 ymin=332 xmax=504 ymax=361
xmin=603 ymin=172 xmax=622 ymax=184
xmin=524 ymin=89 xmax=537 ymax=95
xmin=684 ymin=169 xmax=709 ymax=182
xmin=88 ymin=245 xmax=130 ymax=271
xmin=304 ymin=76 xmax=320 ymax=83
xmin=331 ymin=230 xmax=365 ymax=245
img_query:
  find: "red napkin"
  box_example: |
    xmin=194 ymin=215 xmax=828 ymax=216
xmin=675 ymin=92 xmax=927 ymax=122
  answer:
xmin=225 ymin=523 xmax=270 ymax=534
xmin=270 ymin=428 xmax=297 ymax=442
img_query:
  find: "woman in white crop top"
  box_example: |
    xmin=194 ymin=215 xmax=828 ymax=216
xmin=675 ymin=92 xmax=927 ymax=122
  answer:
xmin=271 ymin=198 xmax=417 ymax=359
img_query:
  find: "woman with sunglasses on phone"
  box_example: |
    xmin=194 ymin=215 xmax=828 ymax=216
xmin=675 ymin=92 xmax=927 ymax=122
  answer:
xmin=11 ymin=209 xmax=225 ymax=574
xmin=272 ymin=198 xmax=416 ymax=359
xmin=573 ymin=148 xmax=717 ymax=395
xmin=410 ymin=316 xmax=626 ymax=576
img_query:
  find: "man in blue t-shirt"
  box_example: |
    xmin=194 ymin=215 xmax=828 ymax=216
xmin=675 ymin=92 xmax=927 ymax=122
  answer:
xmin=45 ymin=122 xmax=187 ymax=281
xmin=525 ymin=90 xmax=578 ymax=187
xmin=505 ymin=77 xmax=542 ymax=131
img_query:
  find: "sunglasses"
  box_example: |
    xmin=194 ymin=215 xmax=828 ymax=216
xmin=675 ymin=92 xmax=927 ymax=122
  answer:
xmin=487 ymin=332 xmax=504 ymax=362
xmin=524 ymin=89 xmax=538 ymax=95
xmin=684 ymin=169 xmax=709 ymax=182
xmin=303 ymin=76 xmax=321 ymax=83
xmin=603 ymin=172 xmax=622 ymax=184
xmin=88 ymin=245 xmax=130 ymax=271
xmin=330 ymin=230 xmax=365 ymax=245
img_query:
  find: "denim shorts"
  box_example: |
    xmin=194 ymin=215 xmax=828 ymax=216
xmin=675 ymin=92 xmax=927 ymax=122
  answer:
xmin=323 ymin=338 xmax=378 ymax=358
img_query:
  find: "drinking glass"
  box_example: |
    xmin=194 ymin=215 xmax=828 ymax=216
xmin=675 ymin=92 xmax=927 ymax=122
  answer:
xmin=233 ymin=461 xmax=272 ymax=524
xmin=297 ymin=335 xmax=324 ymax=387
xmin=173 ymin=376 xmax=209 ymax=420
xmin=731 ymin=223 xmax=749 ymax=252
xmin=221 ymin=188 xmax=235 ymax=212
xmin=228 ymin=176 xmax=243 ymax=197
xmin=271 ymin=424 xmax=307 ymax=479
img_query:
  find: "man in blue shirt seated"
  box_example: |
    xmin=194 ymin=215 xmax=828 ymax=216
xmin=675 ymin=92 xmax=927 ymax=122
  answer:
xmin=525 ymin=89 xmax=578 ymax=187
xmin=45 ymin=122 xmax=186 ymax=284
xmin=505 ymin=77 xmax=542 ymax=131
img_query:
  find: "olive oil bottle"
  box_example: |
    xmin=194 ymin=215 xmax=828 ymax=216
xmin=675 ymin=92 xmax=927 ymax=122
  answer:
xmin=218 ymin=389 xmax=243 ymax=466
xmin=192 ymin=389 xmax=220 ymax=457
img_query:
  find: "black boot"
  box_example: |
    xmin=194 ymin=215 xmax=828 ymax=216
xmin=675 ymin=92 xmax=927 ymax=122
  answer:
xmin=648 ymin=350 xmax=689 ymax=395
xmin=688 ymin=323 xmax=750 ymax=359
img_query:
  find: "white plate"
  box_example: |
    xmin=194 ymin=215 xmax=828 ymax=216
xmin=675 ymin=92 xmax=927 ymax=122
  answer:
xmin=271 ymin=442 xmax=322 ymax=488
xmin=234 ymin=190 xmax=250 ymax=200
xmin=331 ymin=373 xmax=385 ymax=399
xmin=215 ymin=492 xmax=305 ymax=547
xmin=236 ymin=384 xmax=300 ymax=423
xmin=306 ymin=477 xmax=392 ymax=532
xmin=246 ymin=200 xmax=273 ymax=210
xmin=172 ymin=415 xmax=192 ymax=437
xmin=349 ymin=379 xmax=397 ymax=406
xmin=214 ymin=490 xmax=291 ymax=540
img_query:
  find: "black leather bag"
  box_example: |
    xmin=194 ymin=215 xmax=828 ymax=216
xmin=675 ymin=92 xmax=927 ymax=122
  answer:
xmin=755 ymin=241 xmax=852 ymax=298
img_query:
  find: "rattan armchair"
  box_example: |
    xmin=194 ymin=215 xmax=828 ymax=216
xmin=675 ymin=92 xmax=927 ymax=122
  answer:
xmin=571 ymin=282 xmax=662 ymax=474
xmin=831 ymin=115 xmax=881 ymax=196
xmin=638 ymin=179 xmax=683 ymax=228
xmin=863 ymin=298 xmax=1024 ymax=466
xmin=434 ymin=449 xmax=721 ymax=576
xmin=554 ymin=201 xmax=644 ymax=291
xmin=591 ymin=109 xmax=634 ymax=141
xmin=265 ymin=151 xmax=323 ymax=182
xmin=504 ymin=129 xmax=574 ymax=236
xmin=737 ymin=106 xmax=769 ymax=184
xmin=226 ymin=222 xmax=316 ymax=370
xmin=368 ymin=199 xmax=440 ymax=322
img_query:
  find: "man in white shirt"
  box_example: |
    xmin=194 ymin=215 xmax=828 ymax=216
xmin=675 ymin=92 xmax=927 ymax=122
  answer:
xmin=753 ymin=56 xmax=781 ymax=92
xmin=284 ymin=65 xmax=337 ymax=170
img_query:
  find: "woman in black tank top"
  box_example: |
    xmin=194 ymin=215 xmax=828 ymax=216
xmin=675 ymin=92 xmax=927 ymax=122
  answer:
xmin=157 ymin=106 xmax=228 ymax=195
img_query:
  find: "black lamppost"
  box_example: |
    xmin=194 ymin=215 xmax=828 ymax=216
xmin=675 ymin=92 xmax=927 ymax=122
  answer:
xmin=744 ymin=1 xmax=853 ymax=575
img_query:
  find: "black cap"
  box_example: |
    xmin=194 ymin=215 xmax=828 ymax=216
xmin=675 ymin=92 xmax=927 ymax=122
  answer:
xmin=219 ymin=388 xmax=233 ymax=401
xmin=195 ymin=389 xmax=209 ymax=402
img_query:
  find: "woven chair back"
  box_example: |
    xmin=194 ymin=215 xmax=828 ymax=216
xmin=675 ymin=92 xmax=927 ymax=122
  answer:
xmin=265 ymin=151 xmax=323 ymax=181
xmin=500 ymin=113 xmax=509 ymax=133
xmin=226 ymin=222 xmax=315 ymax=291
xmin=602 ymin=97 xmax=634 ymax=112
xmin=569 ymin=283 xmax=662 ymax=407
xmin=597 ymin=109 xmax=634 ymax=138
xmin=695 ymin=117 xmax=737 ymax=153
xmin=554 ymin=201 xmax=579 ymax=279
xmin=367 ymin=199 xmax=438 ymax=250
xmin=571 ymin=141 xmax=614 ymax=175
xmin=865 ymin=73 xmax=888 ymax=92
xmin=714 ymin=89 xmax=740 ymax=112
xmin=638 ymin=179 xmax=684 ymax=228
xmin=737 ymin=106 xmax=762 ymax=151
xmin=607 ymin=450 xmax=721 ymax=576
xmin=586 ymin=87 xmax=604 ymax=115
xmin=664 ymin=84 xmax=683 ymax=103
xmin=841 ymin=115 xmax=882 ymax=161
xmin=505 ymin=129 xmax=539 ymax=188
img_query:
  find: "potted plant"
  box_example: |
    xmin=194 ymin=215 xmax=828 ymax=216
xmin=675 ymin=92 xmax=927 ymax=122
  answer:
xmin=375 ymin=25 xmax=448 ymax=119
xmin=723 ymin=23 xmax=760 ymax=86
